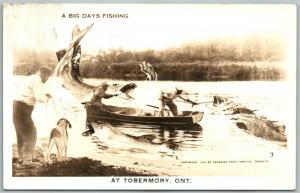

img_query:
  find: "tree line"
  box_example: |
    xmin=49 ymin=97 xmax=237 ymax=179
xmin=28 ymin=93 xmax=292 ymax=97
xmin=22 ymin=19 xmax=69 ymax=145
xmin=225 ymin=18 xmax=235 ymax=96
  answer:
xmin=13 ymin=36 xmax=285 ymax=81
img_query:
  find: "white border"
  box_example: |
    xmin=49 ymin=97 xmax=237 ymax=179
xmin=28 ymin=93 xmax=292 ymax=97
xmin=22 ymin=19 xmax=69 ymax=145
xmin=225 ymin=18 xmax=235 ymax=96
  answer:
xmin=2 ymin=3 xmax=297 ymax=190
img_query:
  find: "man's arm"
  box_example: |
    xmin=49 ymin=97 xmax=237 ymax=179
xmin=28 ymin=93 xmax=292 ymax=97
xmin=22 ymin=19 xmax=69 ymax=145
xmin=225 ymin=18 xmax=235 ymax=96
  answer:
xmin=178 ymin=95 xmax=198 ymax=106
xmin=178 ymin=94 xmax=188 ymax=101
xmin=93 ymin=87 xmax=118 ymax=100
xmin=31 ymin=77 xmax=51 ymax=103
xmin=103 ymin=93 xmax=118 ymax=99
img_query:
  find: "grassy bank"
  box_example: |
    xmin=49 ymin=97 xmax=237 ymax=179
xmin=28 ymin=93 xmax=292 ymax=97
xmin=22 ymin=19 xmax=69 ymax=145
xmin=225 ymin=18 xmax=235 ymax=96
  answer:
xmin=13 ymin=157 xmax=156 ymax=176
xmin=12 ymin=145 xmax=156 ymax=177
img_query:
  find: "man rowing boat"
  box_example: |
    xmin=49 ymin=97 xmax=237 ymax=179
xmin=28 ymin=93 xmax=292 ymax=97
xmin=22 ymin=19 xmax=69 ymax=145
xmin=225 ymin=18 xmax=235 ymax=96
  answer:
xmin=159 ymin=87 xmax=198 ymax=117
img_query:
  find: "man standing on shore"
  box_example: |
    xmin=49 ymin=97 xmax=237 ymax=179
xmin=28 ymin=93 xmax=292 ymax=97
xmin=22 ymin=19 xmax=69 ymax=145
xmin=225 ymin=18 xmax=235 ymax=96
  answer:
xmin=13 ymin=66 xmax=52 ymax=164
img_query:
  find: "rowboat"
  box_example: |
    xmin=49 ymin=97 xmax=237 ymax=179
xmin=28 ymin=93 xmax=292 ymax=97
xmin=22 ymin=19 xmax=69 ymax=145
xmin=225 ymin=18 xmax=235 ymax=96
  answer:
xmin=85 ymin=103 xmax=204 ymax=126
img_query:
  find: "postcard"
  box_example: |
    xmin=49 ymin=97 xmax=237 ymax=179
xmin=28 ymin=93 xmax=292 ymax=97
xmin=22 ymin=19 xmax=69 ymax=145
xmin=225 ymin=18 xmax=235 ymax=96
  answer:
xmin=3 ymin=3 xmax=296 ymax=190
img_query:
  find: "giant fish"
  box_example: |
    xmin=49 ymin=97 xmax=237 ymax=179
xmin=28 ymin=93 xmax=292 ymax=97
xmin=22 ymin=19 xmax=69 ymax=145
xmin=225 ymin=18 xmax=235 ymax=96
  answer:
xmin=53 ymin=24 xmax=136 ymax=102
xmin=213 ymin=95 xmax=287 ymax=142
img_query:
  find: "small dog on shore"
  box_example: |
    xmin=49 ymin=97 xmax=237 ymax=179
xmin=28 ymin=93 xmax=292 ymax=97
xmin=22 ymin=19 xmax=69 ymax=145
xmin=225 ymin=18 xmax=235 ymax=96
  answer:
xmin=47 ymin=118 xmax=72 ymax=162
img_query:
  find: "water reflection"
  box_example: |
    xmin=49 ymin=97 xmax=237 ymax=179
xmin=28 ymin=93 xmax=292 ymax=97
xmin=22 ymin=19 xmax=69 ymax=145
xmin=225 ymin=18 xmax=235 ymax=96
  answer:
xmin=108 ymin=122 xmax=203 ymax=151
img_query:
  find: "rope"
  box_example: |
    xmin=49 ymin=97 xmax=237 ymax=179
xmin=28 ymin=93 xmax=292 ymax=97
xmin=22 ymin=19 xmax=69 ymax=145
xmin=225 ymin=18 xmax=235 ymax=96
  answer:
xmin=51 ymin=98 xmax=59 ymax=117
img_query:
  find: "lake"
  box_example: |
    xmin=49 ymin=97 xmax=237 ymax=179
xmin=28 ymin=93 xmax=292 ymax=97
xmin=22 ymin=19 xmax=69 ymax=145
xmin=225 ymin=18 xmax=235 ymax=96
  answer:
xmin=13 ymin=76 xmax=290 ymax=175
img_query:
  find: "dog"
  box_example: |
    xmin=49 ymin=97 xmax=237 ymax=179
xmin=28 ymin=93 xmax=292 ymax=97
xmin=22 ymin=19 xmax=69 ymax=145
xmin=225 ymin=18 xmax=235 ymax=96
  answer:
xmin=47 ymin=118 xmax=72 ymax=161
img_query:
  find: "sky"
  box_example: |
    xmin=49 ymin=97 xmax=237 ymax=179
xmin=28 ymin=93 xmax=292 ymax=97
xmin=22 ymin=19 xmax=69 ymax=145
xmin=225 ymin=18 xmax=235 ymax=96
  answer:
xmin=4 ymin=4 xmax=296 ymax=52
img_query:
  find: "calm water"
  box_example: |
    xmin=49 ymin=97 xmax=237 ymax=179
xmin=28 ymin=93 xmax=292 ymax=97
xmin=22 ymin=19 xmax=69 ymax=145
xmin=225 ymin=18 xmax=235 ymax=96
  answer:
xmin=13 ymin=76 xmax=289 ymax=171
xmin=83 ymin=79 xmax=288 ymax=163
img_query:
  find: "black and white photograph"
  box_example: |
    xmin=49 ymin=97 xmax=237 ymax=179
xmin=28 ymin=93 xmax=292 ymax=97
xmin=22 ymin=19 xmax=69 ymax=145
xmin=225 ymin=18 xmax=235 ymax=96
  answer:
xmin=3 ymin=4 xmax=296 ymax=190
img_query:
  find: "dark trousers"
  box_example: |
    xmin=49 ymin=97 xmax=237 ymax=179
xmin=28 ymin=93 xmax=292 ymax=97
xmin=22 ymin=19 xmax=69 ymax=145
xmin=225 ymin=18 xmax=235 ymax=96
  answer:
xmin=13 ymin=101 xmax=36 ymax=162
xmin=160 ymin=100 xmax=178 ymax=117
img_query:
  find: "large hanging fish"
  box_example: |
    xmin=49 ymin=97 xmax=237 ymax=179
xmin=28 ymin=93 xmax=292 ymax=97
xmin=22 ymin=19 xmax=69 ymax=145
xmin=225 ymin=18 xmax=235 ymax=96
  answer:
xmin=53 ymin=24 xmax=136 ymax=102
xmin=138 ymin=61 xmax=158 ymax=81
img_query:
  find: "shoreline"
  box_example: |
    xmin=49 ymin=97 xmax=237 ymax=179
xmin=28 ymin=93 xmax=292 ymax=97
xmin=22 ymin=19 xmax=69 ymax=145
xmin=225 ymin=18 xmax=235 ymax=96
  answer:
xmin=12 ymin=144 xmax=157 ymax=177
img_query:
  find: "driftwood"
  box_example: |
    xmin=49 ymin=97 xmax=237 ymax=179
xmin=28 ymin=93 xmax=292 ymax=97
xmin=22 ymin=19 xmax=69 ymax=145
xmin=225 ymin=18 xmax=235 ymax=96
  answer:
xmin=213 ymin=95 xmax=286 ymax=142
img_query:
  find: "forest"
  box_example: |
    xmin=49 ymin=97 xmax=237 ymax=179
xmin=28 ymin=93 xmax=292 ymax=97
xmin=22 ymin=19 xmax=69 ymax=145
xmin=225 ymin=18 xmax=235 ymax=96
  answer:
xmin=13 ymin=36 xmax=285 ymax=81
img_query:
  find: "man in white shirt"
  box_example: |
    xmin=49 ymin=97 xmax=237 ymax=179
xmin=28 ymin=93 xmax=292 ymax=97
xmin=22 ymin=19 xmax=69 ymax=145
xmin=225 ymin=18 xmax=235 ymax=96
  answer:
xmin=159 ymin=87 xmax=198 ymax=117
xmin=13 ymin=66 xmax=52 ymax=164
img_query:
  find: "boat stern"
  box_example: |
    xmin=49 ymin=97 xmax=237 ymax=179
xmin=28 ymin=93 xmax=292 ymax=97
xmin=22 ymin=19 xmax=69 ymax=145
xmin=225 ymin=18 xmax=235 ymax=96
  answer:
xmin=192 ymin=112 xmax=204 ymax=123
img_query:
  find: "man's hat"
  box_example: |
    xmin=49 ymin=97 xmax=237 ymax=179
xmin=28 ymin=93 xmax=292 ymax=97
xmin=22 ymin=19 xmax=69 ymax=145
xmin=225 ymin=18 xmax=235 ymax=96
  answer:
xmin=101 ymin=82 xmax=109 ymax=87
xmin=175 ymin=86 xmax=183 ymax=91
xmin=39 ymin=66 xmax=52 ymax=74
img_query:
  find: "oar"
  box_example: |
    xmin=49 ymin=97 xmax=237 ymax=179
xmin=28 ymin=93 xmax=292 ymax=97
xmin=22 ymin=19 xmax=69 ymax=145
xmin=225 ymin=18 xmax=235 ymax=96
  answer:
xmin=146 ymin=104 xmax=170 ymax=111
xmin=174 ymin=99 xmax=213 ymax=105
xmin=182 ymin=92 xmax=199 ymax=96
xmin=196 ymin=101 xmax=214 ymax=105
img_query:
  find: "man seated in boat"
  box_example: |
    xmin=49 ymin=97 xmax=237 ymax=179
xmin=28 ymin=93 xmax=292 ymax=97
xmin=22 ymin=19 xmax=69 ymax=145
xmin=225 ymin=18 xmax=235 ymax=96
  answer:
xmin=159 ymin=87 xmax=198 ymax=117
xmin=91 ymin=82 xmax=119 ymax=110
